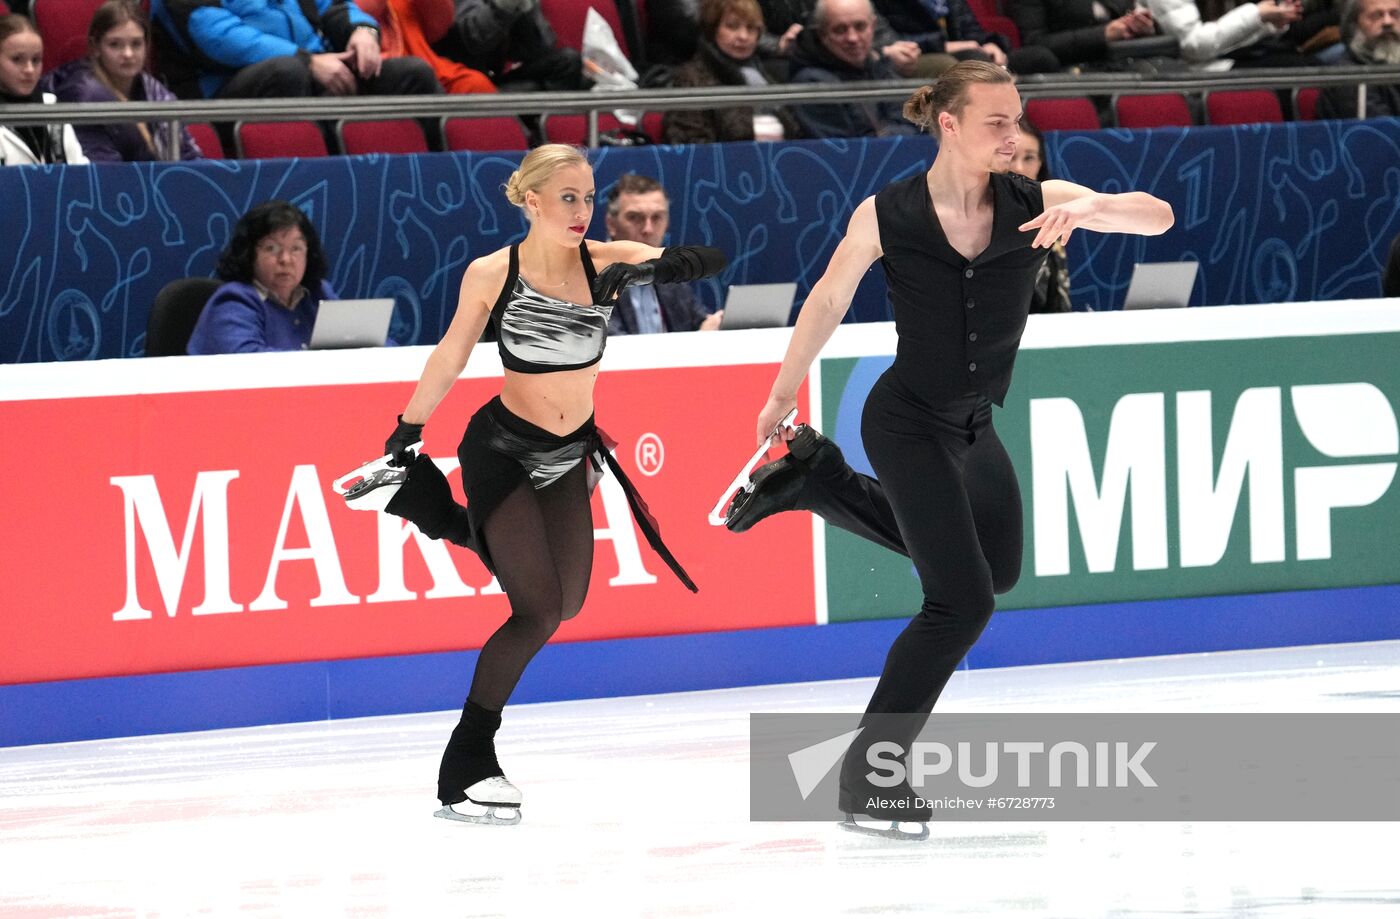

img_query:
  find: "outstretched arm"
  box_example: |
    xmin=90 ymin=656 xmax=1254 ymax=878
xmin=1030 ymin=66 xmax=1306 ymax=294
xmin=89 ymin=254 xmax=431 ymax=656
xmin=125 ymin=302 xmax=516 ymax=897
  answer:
xmin=400 ymin=257 xmax=497 ymax=425
xmin=756 ymin=196 xmax=882 ymax=445
xmin=589 ymin=240 xmax=727 ymax=303
xmin=1021 ymin=180 xmax=1175 ymax=249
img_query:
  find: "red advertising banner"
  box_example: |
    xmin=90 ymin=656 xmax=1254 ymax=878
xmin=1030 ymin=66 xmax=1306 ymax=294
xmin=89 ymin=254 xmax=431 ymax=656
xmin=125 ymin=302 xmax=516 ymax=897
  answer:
xmin=1 ymin=363 xmax=813 ymax=685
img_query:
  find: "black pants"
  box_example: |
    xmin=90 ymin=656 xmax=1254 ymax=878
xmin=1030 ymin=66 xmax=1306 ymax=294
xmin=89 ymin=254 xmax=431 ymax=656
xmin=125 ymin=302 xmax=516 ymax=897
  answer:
xmin=216 ymin=54 xmax=441 ymax=99
xmin=431 ymin=8 xmax=584 ymax=92
xmin=806 ymin=369 xmax=1022 ymax=730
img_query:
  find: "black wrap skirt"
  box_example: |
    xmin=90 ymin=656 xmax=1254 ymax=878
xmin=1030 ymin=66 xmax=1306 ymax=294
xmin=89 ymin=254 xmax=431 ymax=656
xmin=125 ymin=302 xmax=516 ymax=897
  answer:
xmin=457 ymin=396 xmax=696 ymax=592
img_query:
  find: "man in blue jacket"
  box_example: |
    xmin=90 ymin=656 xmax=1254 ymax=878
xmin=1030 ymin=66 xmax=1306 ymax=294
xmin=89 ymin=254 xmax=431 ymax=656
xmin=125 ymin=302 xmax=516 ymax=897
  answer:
xmin=152 ymin=0 xmax=440 ymax=100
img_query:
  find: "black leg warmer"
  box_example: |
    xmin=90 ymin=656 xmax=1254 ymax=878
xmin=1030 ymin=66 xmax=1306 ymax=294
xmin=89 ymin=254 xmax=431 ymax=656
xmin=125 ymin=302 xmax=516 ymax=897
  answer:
xmin=383 ymin=454 xmax=476 ymax=549
xmin=437 ymin=700 xmax=506 ymax=805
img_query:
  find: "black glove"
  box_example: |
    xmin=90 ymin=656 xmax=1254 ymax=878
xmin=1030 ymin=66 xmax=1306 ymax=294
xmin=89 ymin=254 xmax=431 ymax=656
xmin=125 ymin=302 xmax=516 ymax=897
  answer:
xmin=385 ymin=415 xmax=424 ymax=466
xmin=592 ymin=260 xmax=656 ymax=304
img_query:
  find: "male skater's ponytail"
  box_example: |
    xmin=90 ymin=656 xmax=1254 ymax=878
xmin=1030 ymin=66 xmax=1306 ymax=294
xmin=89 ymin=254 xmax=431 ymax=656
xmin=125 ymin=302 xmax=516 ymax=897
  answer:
xmin=904 ymin=60 xmax=1014 ymax=135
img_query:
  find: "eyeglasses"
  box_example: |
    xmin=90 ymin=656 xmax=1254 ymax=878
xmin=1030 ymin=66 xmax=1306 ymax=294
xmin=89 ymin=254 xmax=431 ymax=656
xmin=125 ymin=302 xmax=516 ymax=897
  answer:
xmin=257 ymin=241 xmax=309 ymax=258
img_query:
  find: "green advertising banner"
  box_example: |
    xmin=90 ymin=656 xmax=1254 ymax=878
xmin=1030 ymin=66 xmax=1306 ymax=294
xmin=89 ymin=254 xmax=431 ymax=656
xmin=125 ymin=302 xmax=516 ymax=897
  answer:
xmin=820 ymin=323 xmax=1400 ymax=622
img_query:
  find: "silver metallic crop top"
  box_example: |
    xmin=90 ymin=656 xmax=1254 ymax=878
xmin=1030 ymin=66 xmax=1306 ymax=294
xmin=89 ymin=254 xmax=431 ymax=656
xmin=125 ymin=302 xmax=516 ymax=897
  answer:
xmin=490 ymin=243 xmax=612 ymax=374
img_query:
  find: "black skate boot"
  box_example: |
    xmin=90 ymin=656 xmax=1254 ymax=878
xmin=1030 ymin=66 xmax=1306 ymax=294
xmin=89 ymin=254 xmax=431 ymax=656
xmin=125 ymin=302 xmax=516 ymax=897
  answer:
xmin=838 ymin=779 xmax=932 ymax=841
xmin=381 ymin=455 xmax=477 ymax=551
xmin=434 ymin=701 xmax=522 ymax=826
xmin=837 ymin=722 xmax=931 ymax=841
xmin=724 ymin=424 xmax=846 ymax=533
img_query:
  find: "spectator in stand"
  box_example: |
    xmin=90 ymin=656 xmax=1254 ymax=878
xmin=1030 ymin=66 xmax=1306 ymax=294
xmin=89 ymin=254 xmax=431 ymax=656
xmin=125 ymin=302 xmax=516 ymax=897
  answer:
xmin=788 ymin=0 xmax=921 ymax=137
xmin=665 ymin=0 xmax=803 ymax=143
xmin=1144 ymin=0 xmax=1310 ymax=66
xmin=1318 ymin=0 xmax=1400 ymax=117
xmin=604 ymin=174 xmax=723 ymax=334
xmin=1009 ymin=119 xmax=1073 ymax=312
xmin=1009 ymin=0 xmax=1160 ymax=69
xmin=354 ymin=0 xmax=495 ymax=94
xmin=0 ymin=14 xmax=88 ymax=166
xmin=875 ymin=0 xmax=1062 ymax=73
xmin=151 ymin=0 xmax=440 ymax=101
xmin=41 ymin=1 xmax=202 ymax=162
xmin=188 ymin=200 xmax=341 ymax=354
xmin=762 ymin=0 xmax=959 ymax=76
xmin=431 ymin=0 xmax=584 ymax=92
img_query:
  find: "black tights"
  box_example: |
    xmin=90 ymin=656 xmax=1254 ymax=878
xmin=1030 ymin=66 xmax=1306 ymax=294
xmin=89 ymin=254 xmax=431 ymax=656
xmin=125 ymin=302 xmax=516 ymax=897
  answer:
xmin=436 ymin=462 xmax=593 ymax=803
xmin=803 ymin=371 xmax=1022 ymax=750
xmin=469 ymin=462 xmax=594 ymax=710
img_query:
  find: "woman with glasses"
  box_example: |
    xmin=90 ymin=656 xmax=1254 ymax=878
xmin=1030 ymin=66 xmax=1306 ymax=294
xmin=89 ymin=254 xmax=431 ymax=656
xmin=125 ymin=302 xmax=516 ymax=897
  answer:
xmin=186 ymin=200 xmax=337 ymax=354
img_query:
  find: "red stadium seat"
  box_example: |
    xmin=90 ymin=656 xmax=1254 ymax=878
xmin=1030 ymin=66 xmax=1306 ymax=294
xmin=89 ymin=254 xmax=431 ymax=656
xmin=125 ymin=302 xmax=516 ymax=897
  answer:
xmin=1205 ymin=90 xmax=1284 ymax=125
xmin=538 ymin=0 xmax=631 ymax=57
xmin=0 ymin=0 xmax=12 ymax=15
xmin=337 ymin=119 xmax=429 ymax=155
xmin=964 ymin=0 xmax=1020 ymax=47
xmin=32 ymin=0 xmax=107 ymax=72
xmin=639 ymin=111 xmax=664 ymax=143
xmin=184 ymin=122 xmax=224 ymax=159
xmin=1113 ymin=93 xmax=1193 ymax=128
xmin=234 ymin=121 xmax=328 ymax=159
xmin=1294 ymin=87 xmax=1321 ymax=121
xmin=442 ymin=116 xmax=530 ymax=152
xmin=1025 ymin=97 xmax=1100 ymax=131
xmin=542 ymin=112 xmax=626 ymax=146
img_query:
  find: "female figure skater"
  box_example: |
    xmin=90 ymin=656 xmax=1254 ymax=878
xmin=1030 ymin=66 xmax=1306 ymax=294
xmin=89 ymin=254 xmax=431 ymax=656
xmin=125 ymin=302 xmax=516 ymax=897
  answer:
xmin=724 ymin=61 xmax=1173 ymax=837
xmin=358 ymin=144 xmax=724 ymax=825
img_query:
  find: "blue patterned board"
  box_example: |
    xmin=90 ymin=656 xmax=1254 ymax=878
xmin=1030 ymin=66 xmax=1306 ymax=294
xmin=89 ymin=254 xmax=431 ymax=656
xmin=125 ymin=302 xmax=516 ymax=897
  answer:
xmin=3 ymin=121 xmax=1398 ymax=364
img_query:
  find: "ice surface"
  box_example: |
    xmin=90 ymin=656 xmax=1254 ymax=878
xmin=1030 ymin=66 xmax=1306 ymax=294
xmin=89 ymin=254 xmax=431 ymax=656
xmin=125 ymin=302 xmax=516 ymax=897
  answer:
xmin=2 ymin=641 xmax=1398 ymax=918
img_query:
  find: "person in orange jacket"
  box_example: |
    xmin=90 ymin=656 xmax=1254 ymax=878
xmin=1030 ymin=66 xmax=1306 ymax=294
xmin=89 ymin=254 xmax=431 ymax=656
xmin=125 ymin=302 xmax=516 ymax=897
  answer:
xmin=355 ymin=0 xmax=496 ymax=93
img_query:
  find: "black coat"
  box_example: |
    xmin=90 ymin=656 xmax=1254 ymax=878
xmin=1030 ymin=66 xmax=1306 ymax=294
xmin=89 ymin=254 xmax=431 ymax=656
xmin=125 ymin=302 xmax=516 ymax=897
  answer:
xmin=1317 ymin=48 xmax=1400 ymax=119
xmin=1008 ymin=0 xmax=1135 ymax=64
xmin=875 ymin=0 xmax=1002 ymax=52
xmin=664 ymin=40 xmax=802 ymax=144
xmin=788 ymin=29 xmax=918 ymax=138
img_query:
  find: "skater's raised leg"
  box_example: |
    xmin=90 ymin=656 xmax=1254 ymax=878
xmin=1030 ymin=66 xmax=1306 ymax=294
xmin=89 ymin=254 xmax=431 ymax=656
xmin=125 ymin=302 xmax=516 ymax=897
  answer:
xmin=726 ymin=425 xmax=906 ymax=555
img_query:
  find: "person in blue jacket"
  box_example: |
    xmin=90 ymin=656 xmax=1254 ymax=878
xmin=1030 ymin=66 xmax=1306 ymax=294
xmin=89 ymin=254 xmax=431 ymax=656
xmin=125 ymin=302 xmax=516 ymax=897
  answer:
xmin=187 ymin=200 xmax=339 ymax=353
xmin=150 ymin=0 xmax=439 ymax=101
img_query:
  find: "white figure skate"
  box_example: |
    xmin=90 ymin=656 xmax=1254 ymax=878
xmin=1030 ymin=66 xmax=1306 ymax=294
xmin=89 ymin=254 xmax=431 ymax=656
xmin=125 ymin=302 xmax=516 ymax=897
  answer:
xmin=707 ymin=407 xmax=798 ymax=526
xmin=433 ymin=776 xmax=522 ymax=827
xmin=839 ymin=814 xmax=930 ymax=842
xmin=330 ymin=442 xmax=422 ymax=511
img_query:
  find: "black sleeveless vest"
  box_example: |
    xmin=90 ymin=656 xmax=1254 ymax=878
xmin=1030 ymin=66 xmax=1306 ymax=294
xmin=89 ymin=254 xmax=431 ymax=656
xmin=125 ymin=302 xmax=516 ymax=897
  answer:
xmin=874 ymin=170 xmax=1047 ymax=406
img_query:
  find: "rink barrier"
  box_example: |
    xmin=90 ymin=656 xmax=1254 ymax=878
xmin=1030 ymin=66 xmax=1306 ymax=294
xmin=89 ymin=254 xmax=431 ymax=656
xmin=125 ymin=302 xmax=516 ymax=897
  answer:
xmin=2 ymin=303 xmax=1399 ymax=745
xmin=6 ymin=119 xmax=1400 ymax=363
xmin=3 ymin=583 xmax=1399 ymax=747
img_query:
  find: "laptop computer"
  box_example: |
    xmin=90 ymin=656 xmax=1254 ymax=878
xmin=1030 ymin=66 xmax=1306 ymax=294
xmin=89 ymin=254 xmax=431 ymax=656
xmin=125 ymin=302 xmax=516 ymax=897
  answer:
xmin=1121 ymin=261 xmax=1200 ymax=310
xmin=309 ymin=298 xmax=396 ymax=349
xmin=718 ymin=282 xmax=798 ymax=331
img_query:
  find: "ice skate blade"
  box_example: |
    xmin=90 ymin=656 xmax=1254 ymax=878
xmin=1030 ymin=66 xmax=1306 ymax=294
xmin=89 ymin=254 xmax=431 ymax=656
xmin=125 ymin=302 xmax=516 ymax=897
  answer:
xmin=330 ymin=443 xmax=422 ymax=498
xmin=342 ymin=468 xmax=404 ymax=511
xmin=839 ymin=814 xmax=930 ymax=842
xmin=708 ymin=407 xmax=798 ymax=526
xmin=434 ymin=804 xmax=522 ymax=827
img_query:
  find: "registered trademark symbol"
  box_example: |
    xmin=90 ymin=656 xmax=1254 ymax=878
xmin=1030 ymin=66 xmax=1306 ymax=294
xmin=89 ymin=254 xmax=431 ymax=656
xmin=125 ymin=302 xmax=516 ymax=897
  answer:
xmin=635 ymin=433 xmax=664 ymax=476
